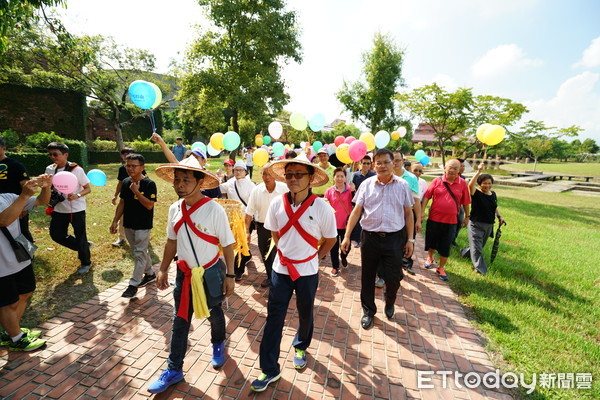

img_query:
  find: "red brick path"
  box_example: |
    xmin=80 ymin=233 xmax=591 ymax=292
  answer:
xmin=0 ymin=235 xmax=513 ymax=399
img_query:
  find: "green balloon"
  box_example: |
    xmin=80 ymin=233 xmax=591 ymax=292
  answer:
xmin=223 ymin=131 xmax=241 ymax=151
xmin=263 ymin=135 xmax=272 ymax=145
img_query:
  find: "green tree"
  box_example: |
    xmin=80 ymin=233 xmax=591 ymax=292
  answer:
xmin=580 ymin=138 xmax=599 ymax=154
xmin=324 ymin=121 xmax=361 ymax=143
xmin=527 ymin=137 xmax=553 ymax=171
xmin=1 ymin=24 xmax=165 ymax=149
xmin=180 ymin=0 xmax=302 ymax=137
xmin=337 ymin=33 xmax=406 ymax=132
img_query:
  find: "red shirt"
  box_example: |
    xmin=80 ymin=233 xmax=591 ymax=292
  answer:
xmin=424 ymin=175 xmax=471 ymax=224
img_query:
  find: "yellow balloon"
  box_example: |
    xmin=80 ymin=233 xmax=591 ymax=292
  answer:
xmin=255 ymin=137 xmax=264 ymax=146
xmin=253 ymin=148 xmax=269 ymax=167
xmin=482 ymin=125 xmax=506 ymax=146
xmin=476 ymin=123 xmax=491 ymax=142
xmin=391 ymin=131 xmax=400 ymax=140
xmin=359 ymin=133 xmax=376 ymax=151
xmin=336 ymin=143 xmax=352 ymax=164
xmin=210 ymin=132 xmax=224 ymax=151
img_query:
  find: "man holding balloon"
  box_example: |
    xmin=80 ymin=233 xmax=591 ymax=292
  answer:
xmin=45 ymin=143 xmax=92 ymax=275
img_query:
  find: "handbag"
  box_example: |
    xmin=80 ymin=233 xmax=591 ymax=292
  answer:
xmin=1 ymin=227 xmax=38 ymax=262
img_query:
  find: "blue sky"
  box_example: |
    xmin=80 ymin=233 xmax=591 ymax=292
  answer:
xmin=59 ymin=0 xmax=600 ymax=141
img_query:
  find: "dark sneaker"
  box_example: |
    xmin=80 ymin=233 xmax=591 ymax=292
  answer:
xmin=138 ymin=273 xmax=156 ymax=287
xmin=250 ymin=372 xmax=281 ymax=392
xmin=293 ymin=348 xmax=307 ymax=370
xmin=235 ymin=273 xmax=243 ymax=282
xmin=385 ymin=304 xmax=395 ymax=319
xmin=341 ymin=257 xmax=348 ymax=268
xmin=8 ymin=333 xmax=46 ymax=352
xmin=406 ymin=266 xmax=416 ymax=275
xmin=1 ymin=328 xmax=42 ymax=346
xmin=330 ymin=268 xmax=339 ymax=277
xmin=122 ymin=285 xmax=138 ymax=298
xmin=112 ymin=239 xmax=125 ymax=247
xmin=77 ymin=263 xmax=92 ymax=274
xmin=148 ymin=368 xmax=184 ymax=394
xmin=260 ymin=278 xmax=271 ymax=288
xmin=211 ymin=341 xmax=226 ymax=369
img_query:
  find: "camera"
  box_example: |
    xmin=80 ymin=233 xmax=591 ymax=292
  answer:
xmin=48 ymin=189 xmax=66 ymax=207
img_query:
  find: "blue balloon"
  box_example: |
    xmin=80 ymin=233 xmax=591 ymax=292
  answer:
xmin=128 ymin=80 xmax=157 ymax=109
xmin=309 ymin=113 xmax=326 ymax=132
xmin=272 ymin=142 xmax=285 ymax=157
xmin=415 ymin=150 xmax=426 ymax=161
xmin=420 ymin=155 xmax=431 ymax=166
xmin=87 ymin=169 xmax=107 ymax=187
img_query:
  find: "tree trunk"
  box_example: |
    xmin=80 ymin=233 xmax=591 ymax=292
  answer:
xmin=113 ymin=106 xmax=125 ymax=150
xmin=439 ymin=138 xmax=446 ymax=166
xmin=533 ymin=158 xmax=538 ymax=171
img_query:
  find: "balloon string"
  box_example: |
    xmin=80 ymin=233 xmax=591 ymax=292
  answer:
xmin=150 ymin=111 xmax=156 ymax=133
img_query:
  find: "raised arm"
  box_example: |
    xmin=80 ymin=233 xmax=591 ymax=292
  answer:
xmin=470 ymin=162 xmax=484 ymax=195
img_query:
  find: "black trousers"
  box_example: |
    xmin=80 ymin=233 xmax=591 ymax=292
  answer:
xmin=402 ymin=210 xmax=418 ymax=270
xmin=256 ymin=222 xmax=276 ymax=280
xmin=329 ymin=228 xmax=349 ymax=270
xmin=360 ymin=229 xmax=407 ymax=317
xmin=49 ymin=210 xmax=91 ymax=265
xmin=19 ymin=214 xmax=34 ymax=243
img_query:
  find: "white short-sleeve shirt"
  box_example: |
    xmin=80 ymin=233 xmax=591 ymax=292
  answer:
xmin=220 ymin=176 xmax=255 ymax=209
xmin=245 ymin=181 xmax=288 ymax=223
xmin=167 ymin=199 xmax=235 ymax=268
xmin=45 ymin=164 xmax=90 ymax=213
xmin=265 ymin=194 xmax=337 ymax=276
xmin=0 ymin=194 xmax=36 ymax=277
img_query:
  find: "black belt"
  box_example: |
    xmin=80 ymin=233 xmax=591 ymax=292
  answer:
xmin=364 ymin=230 xmax=401 ymax=237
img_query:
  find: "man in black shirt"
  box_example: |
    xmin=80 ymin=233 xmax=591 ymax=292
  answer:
xmin=110 ymin=154 xmax=157 ymax=298
xmin=0 ymin=137 xmax=32 ymax=242
xmin=111 ymin=147 xmax=135 ymax=247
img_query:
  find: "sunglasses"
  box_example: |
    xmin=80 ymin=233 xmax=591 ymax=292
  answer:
xmin=284 ymin=172 xmax=310 ymax=180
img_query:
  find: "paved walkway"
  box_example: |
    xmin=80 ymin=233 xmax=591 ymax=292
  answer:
xmin=0 ymin=236 xmax=513 ymax=399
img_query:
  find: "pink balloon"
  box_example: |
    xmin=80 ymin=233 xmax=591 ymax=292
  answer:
xmin=349 ymin=140 xmax=367 ymax=162
xmin=334 ymin=135 xmax=345 ymax=146
xmin=52 ymin=171 xmax=78 ymax=194
xmin=344 ymin=136 xmax=356 ymax=144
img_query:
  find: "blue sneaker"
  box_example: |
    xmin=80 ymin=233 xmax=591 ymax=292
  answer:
xmin=147 ymin=368 xmax=184 ymax=394
xmin=211 ymin=341 xmax=226 ymax=369
xmin=250 ymin=372 xmax=281 ymax=392
xmin=424 ymin=259 xmax=436 ymax=269
xmin=293 ymin=348 xmax=307 ymax=370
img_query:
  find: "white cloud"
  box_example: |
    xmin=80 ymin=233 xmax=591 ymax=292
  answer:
xmin=472 ymin=44 xmax=543 ymax=78
xmin=573 ymin=37 xmax=600 ymax=69
xmin=524 ymin=72 xmax=600 ymax=141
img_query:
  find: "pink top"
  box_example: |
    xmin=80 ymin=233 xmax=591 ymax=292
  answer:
xmin=424 ymin=175 xmax=471 ymax=224
xmin=324 ymin=184 xmax=354 ymax=229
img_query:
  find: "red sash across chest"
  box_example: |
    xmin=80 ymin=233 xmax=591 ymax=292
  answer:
xmin=277 ymin=194 xmax=319 ymax=281
xmin=174 ymin=197 xmax=219 ymax=245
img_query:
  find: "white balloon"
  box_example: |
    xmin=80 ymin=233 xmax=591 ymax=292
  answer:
xmin=207 ymin=143 xmax=221 ymax=156
xmin=398 ymin=126 xmax=407 ymax=137
xmin=268 ymin=121 xmax=283 ymax=139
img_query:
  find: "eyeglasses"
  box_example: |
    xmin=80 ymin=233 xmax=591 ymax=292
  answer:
xmin=48 ymin=152 xmax=62 ymax=157
xmin=125 ymin=164 xmax=143 ymax=168
xmin=284 ymin=172 xmax=310 ymax=180
xmin=374 ymin=160 xmax=392 ymax=166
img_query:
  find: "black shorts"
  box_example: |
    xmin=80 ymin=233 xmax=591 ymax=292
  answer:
xmin=0 ymin=264 xmax=36 ymax=307
xmin=425 ymin=219 xmax=456 ymax=258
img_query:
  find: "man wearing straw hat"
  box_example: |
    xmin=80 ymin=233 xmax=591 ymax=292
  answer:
xmin=250 ymin=154 xmax=337 ymax=392
xmin=148 ymin=157 xmax=236 ymax=394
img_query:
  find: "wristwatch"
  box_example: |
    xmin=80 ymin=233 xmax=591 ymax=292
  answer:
xmin=408 ymin=239 xmax=416 ymax=243
xmin=77 ymin=193 xmax=82 ymax=198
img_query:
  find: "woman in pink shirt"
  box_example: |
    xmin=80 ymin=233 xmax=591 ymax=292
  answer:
xmin=324 ymin=167 xmax=355 ymax=277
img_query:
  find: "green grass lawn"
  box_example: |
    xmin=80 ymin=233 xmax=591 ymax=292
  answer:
xmin=499 ymin=162 xmax=600 ymax=177
xmin=447 ymin=185 xmax=599 ymax=399
xmin=22 ymin=159 xmax=599 ymax=399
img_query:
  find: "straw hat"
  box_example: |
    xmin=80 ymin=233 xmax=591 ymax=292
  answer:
xmin=265 ymin=153 xmax=330 ymax=188
xmin=155 ymin=156 xmax=220 ymax=189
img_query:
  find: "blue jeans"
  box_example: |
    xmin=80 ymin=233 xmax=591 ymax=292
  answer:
xmin=259 ymin=271 xmax=318 ymax=376
xmin=167 ymin=266 xmax=226 ymax=371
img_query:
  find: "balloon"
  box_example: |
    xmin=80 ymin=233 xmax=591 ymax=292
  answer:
xmin=148 ymin=82 xmax=162 ymax=109
xmin=268 ymin=121 xmax=283 ymax=139
xmin=420 ymin=156 xmax=431 ymax=166
xmin=344 ymin=136 xmax=356 ymax=144
xmin=476 ymin=123 xmax=492 ymax=142
xmin=272 ymin=142 xmax=285 ymax=157
xmin=483 ymin=125 xmax=506 ymax=146
xmin=128 ymin=80 xmax=157 ymax=109
xmin=263 ymin=135 xmax=272 ymax=145
xmin=398 ymin=126 xmax=407 ymax=138
xmin=349 ymin=140 xmax=367 ymax=162
xmin=300 ymin=141 xmax=306 ymax=148
xmin=87 ymin=169 xmax=107 ymax=187
xmin=223 ymin=131 xmax=241 ymax=151
xmin=308 ymin=113 xmax=326 ymax=132
xmin=336 ymin=143 xmax=352 ymax=164
xmin=374 ymin=130 xmax=390 ymax=148
xmin=210 ymin=132 xmax=224 ymax=151
xmin=289 ymin=113 xmax=308 ymax=131
xmin=253 ymin=148 xmax=269 ymax=167
xmin=191 ymin=141 xmax=203 ymax=150
xmin=261 ymin=145 xmax=269 ymax=151
xmin=334 ymin=135 xmax=345 ymax=146
xmin=414 ymin=150 xmax=426 ymax=161
xmin=255 ymin=137 xmax=264 ymax=146
xmin=327 ymin=144 xmax=336 ymax=155
xmin=312 ymin=141 xmax=323 ymax=152
xmin=207 ymin=143 xmax=221 ymax=156
xmin=52 ymin=171 xmax=78 ymax=194
xmin=391 ymin=131 xmax=400 ymax=140
xmin=359 ymin=132 xmax=376 ymax=151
